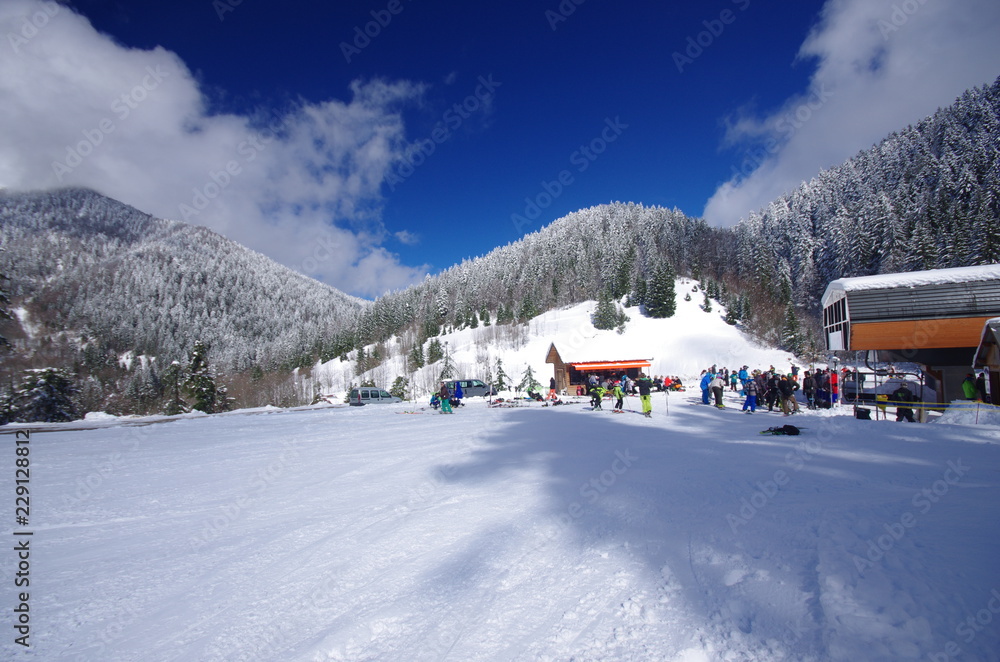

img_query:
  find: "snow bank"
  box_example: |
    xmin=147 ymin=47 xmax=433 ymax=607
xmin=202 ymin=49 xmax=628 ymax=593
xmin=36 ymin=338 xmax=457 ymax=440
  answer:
xmin=935 ymin=400 xmax=1000 ymax=426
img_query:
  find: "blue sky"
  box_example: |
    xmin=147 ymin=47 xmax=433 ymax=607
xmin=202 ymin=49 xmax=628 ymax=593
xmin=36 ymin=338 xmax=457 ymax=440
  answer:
xmin=2 ymin=0 xmax=999 ymax=297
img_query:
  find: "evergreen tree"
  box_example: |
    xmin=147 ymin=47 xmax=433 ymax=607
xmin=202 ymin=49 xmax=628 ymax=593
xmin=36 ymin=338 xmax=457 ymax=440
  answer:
xmin=592 ymin=289 xmax=618 ymax=330
xmin=494 ymin=358 xmax=510 ymax=392
xmin=184 ymin=341 xmax=218 ymax=414
xmin=645 ymin=263 xmax=677 ymax=318
xmin=427 ymin=338 xmax=444 ymax=364
xmin=408 ymin=344 xmax=425 ymax=372
xmin=390 ymin=375 xmax=409 ymax=399
xmin=518 ymin=295 xmax=539 ymax=323
xmin=496 ymin=303 xmax=514 ymax=325
xmin=162 ymin=361 xmax=187 ymax=415
xmin=780 ymin=302 xmax=803 ymax=355
xmin=517 ymin=365 xmax=541 ymax=393
xmin=633 ymin=278 xmax=648 ymax=308
xmin=700 ymin=291 xmax=713 ymax=313
xmin=480 ymin=307 xmax=491 ymax=327
xmin=0 ymin=389 xmax=16 ymax=426
xmin=0 ymin=269 xmax=12 ymax=352
xmin=13 ymin=368 xmax=78 ymax=422
xmin=355 ymin=347 xmax=368 ymax=376
xmin=438 ymin=342 xmax=455 ymax=380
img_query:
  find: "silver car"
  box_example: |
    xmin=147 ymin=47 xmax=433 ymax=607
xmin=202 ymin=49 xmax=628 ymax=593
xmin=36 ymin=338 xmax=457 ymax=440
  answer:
xmin=347 ymin=387 xmax=402 ymax=405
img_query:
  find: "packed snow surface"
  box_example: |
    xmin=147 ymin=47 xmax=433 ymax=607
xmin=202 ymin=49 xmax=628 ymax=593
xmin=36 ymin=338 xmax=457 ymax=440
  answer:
xmin=4 ymin=392 xmax=1000 ymax=661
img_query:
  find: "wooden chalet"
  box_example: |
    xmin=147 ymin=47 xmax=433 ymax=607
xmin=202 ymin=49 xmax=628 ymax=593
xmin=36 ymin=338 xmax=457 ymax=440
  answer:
xmin=821 ymin=264 xmax=1000 ymax=401
xmin=545 ymin=343 xmax=652 ymax=393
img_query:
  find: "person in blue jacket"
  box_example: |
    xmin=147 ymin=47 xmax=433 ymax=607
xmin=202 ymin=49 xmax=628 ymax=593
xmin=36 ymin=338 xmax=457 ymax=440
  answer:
xmin=700 ymin=370 xmax=713 ymax=405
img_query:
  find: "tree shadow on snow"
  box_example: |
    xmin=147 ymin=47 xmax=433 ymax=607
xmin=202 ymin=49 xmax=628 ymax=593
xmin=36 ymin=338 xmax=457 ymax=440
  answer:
xmin=419 ymin=403 xmax=1000 ymax=658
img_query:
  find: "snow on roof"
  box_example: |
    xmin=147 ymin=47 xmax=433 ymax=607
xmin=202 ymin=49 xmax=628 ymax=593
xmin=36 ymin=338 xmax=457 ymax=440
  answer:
xmin=822 ymin=264 xmax=1000 ymax=308
xmin=547 ymin=340 xmax=651 ymax=366
xmin=973 ymin=316 xmax=1000 ymax=367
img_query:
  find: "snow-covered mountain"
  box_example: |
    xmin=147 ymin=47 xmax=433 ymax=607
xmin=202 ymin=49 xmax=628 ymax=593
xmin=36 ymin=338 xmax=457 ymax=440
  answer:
xmin=0 ymin=188 xmax=364 ymax=371
xmin=731 ymin=76 xmax=1000 ymax=311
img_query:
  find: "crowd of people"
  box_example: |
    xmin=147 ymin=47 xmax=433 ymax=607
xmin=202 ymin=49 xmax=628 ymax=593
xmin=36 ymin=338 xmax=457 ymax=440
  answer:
xmin=696 ymin=364 xmax=853 ymax=417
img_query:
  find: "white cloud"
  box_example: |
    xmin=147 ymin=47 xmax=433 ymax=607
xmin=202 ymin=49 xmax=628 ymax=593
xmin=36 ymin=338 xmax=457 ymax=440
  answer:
xmin=0 ymin=0 xmax=430 ymax=298
xmin=703 ymin=0 xmax=1000 ymax=226
xmin=394 ymin=230 xmax=421 ymax=246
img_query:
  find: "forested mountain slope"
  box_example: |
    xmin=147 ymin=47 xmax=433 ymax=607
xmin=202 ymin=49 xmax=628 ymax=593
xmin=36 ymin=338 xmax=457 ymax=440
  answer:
xmin=0 ymin=188 xmax=364 ymax=371
xmin=352 ymin=77 xmax=1000 ymax=356
xmin=731 ymin=76 xmax=1000 ymax=310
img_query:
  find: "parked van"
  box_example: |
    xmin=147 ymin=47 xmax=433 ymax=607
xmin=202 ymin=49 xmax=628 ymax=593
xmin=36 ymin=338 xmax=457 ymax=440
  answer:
xmin=444 ymin=379 xmax=497 ymax=398
xmin=347 ymin=387 xmax=402 ymax=405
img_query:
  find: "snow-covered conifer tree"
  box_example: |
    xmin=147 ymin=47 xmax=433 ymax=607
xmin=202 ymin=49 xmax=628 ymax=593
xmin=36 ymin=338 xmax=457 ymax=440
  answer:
xmin=184 ymin=341 xmax=218 ymax=414
xmin=13 ymin=368 xmax=78 ymax=422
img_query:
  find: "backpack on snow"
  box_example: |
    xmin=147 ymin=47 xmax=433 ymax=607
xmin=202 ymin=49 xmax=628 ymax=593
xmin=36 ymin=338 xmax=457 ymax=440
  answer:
xmin=760 ymin=424 xmax=801 ymax=436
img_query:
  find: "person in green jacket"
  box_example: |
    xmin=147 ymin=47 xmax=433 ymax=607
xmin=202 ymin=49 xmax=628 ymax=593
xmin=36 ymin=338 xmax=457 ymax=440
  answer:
xmin=611 ymin=382 xmax=624 ymax=412
xmin=961 ymin=374 xmax=978 ymax=400
xmin=591 ymin=384 xmax=607 ymax=410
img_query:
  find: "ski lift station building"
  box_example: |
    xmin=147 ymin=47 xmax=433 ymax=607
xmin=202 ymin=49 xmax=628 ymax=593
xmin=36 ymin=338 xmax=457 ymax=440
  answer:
xmin=821 ymin=264 xmax=1000 ymax=402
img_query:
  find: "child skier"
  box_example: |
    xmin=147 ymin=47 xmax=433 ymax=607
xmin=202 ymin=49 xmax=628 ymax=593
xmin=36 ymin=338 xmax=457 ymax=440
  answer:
xmin=611 ymin=381 xmax=624 ymax=412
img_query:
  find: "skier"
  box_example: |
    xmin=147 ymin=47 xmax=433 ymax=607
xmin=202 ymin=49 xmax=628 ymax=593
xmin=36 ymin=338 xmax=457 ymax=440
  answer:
xmin=700 ymin=370 xmax=713 ymax=405
xmin=764 ymin=372 xmax=780 ymax=412
xmin=438 ymin=382 xmax=453 ymax=414
xmin=635 ymin=372 xmax=654 ymax=417
xmin=611 ymin=381 xmax=624 ymax=412
xmin=802 ymin=371 xmax=817 ymax=409
xmin=778 ymin=375 xmax=800 ymax=416
xmin=548 ymin=376 xmax=558 ymax=401
xmin=590 ymin=383 xmax=607 ymax=410
xmin=709 ymin=373 xmax=726 ymax=409
xmin=742 ymin=377 xmax=759 ymax=413
xmin=890 ymin=383 xmax=917 ymax=422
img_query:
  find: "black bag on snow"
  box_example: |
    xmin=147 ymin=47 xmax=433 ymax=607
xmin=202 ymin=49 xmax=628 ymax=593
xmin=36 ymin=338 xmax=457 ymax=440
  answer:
xmin=761 ymin=424 xmax=801 ymax=435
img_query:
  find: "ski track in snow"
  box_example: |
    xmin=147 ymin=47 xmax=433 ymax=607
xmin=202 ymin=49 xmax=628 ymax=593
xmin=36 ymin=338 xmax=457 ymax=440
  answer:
xmin=2 ymin=390 xmax=1000 ymax=662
